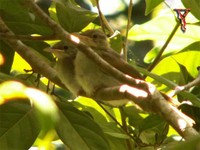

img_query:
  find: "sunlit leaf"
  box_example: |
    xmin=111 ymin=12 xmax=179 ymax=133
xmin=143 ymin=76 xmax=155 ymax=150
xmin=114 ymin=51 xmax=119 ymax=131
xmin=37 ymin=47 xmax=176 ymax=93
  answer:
xmin=0 ymin=81 xmax=27 ymax=103
xmin=173 ymin=51 xmax=200 ymax=78
xmin=25 ymin=88 xmax=59 ymax=132
xmin=144 ymin=46 xmax=160 ymax=63
xmin=128 ymin=12 xmax=200 ymax=54
xmin=146 ymin=57 xmax=181 ymax=92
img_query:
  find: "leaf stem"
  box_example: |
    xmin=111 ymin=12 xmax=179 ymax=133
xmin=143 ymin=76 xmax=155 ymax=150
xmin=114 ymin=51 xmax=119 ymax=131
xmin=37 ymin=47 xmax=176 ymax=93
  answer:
xmin=95 ymin=0 xmax=114 ymax=35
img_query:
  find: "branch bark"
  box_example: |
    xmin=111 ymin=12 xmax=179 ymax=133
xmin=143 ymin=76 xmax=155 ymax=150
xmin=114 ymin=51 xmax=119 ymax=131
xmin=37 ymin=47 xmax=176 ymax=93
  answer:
xmin=0 ymin=33 xmax=57 ymax=41
xmin=172 ymin=68 xmax=200 ymax=96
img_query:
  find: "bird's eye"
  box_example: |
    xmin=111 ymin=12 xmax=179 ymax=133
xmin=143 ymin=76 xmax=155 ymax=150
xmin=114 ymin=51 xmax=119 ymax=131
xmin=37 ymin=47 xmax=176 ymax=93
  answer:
xmin=63 ymin=45 xmax=69 ymax=51
xmin=92 ymin=34 xmax=98 ymax=39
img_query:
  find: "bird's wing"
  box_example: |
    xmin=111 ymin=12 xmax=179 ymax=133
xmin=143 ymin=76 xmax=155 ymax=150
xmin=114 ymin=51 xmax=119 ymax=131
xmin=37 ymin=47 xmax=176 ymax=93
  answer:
xmin=99 ymin=50 xmax=143 ymax=79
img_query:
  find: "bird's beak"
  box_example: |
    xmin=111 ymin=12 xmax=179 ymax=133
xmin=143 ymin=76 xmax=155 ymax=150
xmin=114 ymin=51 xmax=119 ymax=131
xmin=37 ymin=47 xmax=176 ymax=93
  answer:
xmin=44 ymin=47 xmax=54 ymax=53
xmin=44 ymin=47 xmax=66 ymax=59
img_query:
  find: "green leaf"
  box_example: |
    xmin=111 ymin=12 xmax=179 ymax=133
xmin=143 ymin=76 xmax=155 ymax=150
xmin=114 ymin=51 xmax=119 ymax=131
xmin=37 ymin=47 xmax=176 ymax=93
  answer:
xmin=146 ymin=57 xmax=181 ymax=92
xmin=174 ymin=60 xmax=194 ymax=85
xmin=0 ymin=101 xmax=40 ymax=150
xmin=128 ymin=12 xmax=200 ymax=53
xmin=137 ymin=66 xmax=200 ymax=107
xmin=182 ymin=0 xmax=200 ymax=20
xmin=145 ymin=0 xmax=164 ymax=15
xmin=139 ymin=114 xmax=166 ymax=132
xmin=144 ymin=46 xmax=160 ymax=63
xmin=139 ymin=114 xmax=168 ymax=144
xmin=0 ymin=72 xmax=15 ymax=83
xmin=173 ymin=51 xmax=200 ymax=78
xmin=73 ymin=97 xmax=110 ymax=124
xmin=56 ymin=101 xmax=110 ymax=150
xmin=73 ymin=97 xmax=129 ymax=149
xmin=145 ymin=51 xmax=200 ymax=91
xmin=55 ymin=0 xmax=97 ymax=32
xmin=0 ymin=0 xmax=31 ymax=22
xmin=124 ymin=106 xmax=144 ymax=129
xmin=142 ymin=50 xmax=200 ymax=107
xmin=0 ymin=0 xmax=53 ymax=35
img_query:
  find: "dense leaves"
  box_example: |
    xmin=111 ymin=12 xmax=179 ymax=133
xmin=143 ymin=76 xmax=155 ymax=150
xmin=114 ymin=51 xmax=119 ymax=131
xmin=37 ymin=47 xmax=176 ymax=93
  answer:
xmin=0 ymin=0 xmax=200 ymax=149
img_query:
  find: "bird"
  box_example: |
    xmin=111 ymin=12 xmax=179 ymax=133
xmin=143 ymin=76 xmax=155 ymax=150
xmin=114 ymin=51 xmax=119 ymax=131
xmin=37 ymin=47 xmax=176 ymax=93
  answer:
xmin=79 ymin=29 xmax=143 ymax=79
xmin=45 ymin=41 xmax=85 ymax=96
xmin=47 ymin=29 xmax=176 ymax=107
xmin=74 ymin=29 xmax=144 ymax=106
xmin=75 ymin=29 xmax=178 ymax=107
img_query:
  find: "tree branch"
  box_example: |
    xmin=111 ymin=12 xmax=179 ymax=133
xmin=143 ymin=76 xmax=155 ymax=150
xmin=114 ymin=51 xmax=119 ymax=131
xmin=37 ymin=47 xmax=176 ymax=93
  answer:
xmin=0 ymin=33 xmax=57 ymax=41
xmin=93 ymin=84 xmax=198 ymax=139
xmin=172 ymin=68 xmax=200 ymax=96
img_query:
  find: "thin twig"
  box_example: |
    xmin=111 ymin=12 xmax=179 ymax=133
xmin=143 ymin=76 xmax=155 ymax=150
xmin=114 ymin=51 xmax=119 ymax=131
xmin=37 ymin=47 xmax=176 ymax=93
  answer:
xmin=95 ymin=0 xmax=114 ymax=35
xmin=97 ymin=102 xmax=145 ymax=147
xmin=0 ymin=33 xmax=57 ymax=41
xmin=123 ymin=0 xmax=133 ymax=61
xmin=119 ymin=107 xmax=133 ymax=150
xmin=95 ymin=0 xmax=105 ymax=33
xmin=172 ymin=68 xmax=200 ymax=96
